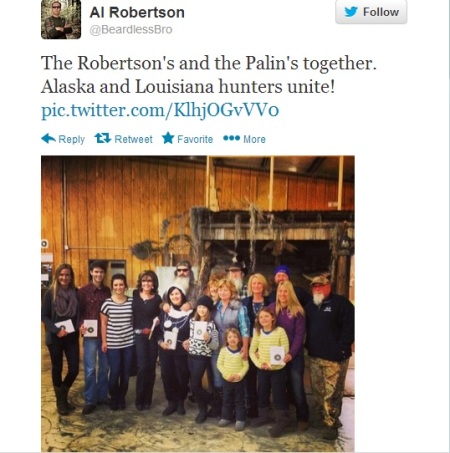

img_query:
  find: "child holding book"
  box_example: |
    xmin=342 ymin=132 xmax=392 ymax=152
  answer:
xmin=216 ymin=327 xmax=249 ymax=431
xmin=183 ymin=295 xmax=219 ymax=423
xmin=249 ymin=307 xmax=290 ymax=438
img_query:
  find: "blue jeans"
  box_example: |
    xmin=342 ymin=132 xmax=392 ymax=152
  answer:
xmin=107 ymin=346 xmax=134 ymax=408
xmin=188 ymin=355 xmax=213 ymax=404
xmin=211 ymin=350 xmax=222 ymax=388
xmin=286 ymin=353 xmax=309 ymax=421
xmin=222 ymin=378 xmax=246 ymax=422
xmin=135 ymin=335 xmax=158 ymax=406
xmin=83 ymin=338 xmax=109 ymax=405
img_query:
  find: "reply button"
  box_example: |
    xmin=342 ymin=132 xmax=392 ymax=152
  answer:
xmin=336 ymin=0 xmax=407 ymax=24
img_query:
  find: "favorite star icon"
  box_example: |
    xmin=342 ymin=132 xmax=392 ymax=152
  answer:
xmin=162 ymin=132 xmax=175 ymax=144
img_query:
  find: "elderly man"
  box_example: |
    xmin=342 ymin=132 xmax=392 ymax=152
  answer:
xmin=304 ymin=276 xmax=355 ymax=440
xmin=162 ymin=260 xmax=198 ymax=307
xmin=268 ymin=265 xmax=312 ymax=307
xmin=226 ymin=263 xmax=248 ymax=300
xmin=45 ymin=2 xmax=72 ymax=39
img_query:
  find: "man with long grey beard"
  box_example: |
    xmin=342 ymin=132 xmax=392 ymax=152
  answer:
xmin=226 ymin=263 xmax=248 ymax=301
xmin=304 ymin=276 xmax=354 ymax=441
xmin=162 ymin=260 xmax=197 ymax=309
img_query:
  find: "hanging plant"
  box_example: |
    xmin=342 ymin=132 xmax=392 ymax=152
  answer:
xmin=130 ymin=240 xmax=159 ymax=260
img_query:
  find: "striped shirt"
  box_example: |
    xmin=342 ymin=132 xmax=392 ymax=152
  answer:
xmin=217 ymin=347 xmax=249 ymax=381
xmin=100 ymin=297 xmax=134 ymax=349
xmin=249 ymin=327 xmax=289 ymax=371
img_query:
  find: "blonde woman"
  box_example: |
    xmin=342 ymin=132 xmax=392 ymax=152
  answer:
xmin=269 ymin=280 xmax=309 ymax=431
xmin=208 ymin=279 xmax=250 ymax=418
xmin=241 ymin=273 xmax=271 ymax=418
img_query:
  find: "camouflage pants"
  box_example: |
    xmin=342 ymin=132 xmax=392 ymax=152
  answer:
xmin=309 ymin=357 xmax=349 ymax=428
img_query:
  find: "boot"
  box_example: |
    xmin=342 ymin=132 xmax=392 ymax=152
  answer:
xmin=177 ymin=400 xmax=186 ymax=415
xmin=195 ymin=398 xmax=208 ymax=424
xmin=268 ymin=410 xmax=291 ymax=438
xmin=54 ymin=385 xmax=69 ymax=416
xmin=207 ymin=387 xmax=222 ymax=419
xmin=250 ymin=407 xmax=272 ymax=427
xmin=162 ymin=400 xmax=178 ymax=416
xmin=61 ymin=384 xmax=75 ymax=411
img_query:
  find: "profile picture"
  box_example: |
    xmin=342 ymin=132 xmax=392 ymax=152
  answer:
xmin=41 ymin=0 xmax=81 ymax=39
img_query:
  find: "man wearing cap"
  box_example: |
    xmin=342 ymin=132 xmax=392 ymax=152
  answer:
xmin=304 ymin=276 xmax=355 ymax=440
xmin=226 ymin=263 xmax=248 ymax=301
xmin=268 ymin=265 xmax=312 ymax=307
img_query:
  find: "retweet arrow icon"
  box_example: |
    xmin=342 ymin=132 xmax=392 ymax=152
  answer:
xmin=41 ymin=133 xmax=56 ymax=144
xmin=94 ymin=133 xmax=111 ymax=143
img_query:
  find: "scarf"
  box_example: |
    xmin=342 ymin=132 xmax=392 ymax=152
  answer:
xmin=54 ymin=287 xmax=78 ymax=318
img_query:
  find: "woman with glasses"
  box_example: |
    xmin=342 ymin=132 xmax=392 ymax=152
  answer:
xmin=132 ymin=270 xmax=161 ymax=410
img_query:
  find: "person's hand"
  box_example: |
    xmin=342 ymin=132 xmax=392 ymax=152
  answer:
xmin=283 ymin=353 xmax=292 ymax=363
xmin=162 ymin=303 xmax=170 ymax=314
xmin=240 ymin=346 xmax=249 ymax=360
xmin=182 ymin=339 xmax=190 ymax=351
xmin=203 ymin=332 xmax=210 ymax=342
xmin=181 ymin=302 xmax=192 ymax=311
xmin=159 ymin=342 xmax=170 ymax=350
xmin=80 ymin=324 xmax=87 ymax=335
xmin=261 ymin=362 xmax=271 ymax=370
xmin=101 ymin=343 xmax=107 ymax=353
xmin=56 ymin=328 xmax=67 ymax=338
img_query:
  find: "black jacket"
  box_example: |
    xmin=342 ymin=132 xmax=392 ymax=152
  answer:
xmin=304 ymin=293 xmax=354 ymax=362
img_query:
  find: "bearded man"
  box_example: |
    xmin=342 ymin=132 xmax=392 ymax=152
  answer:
xmin=304 ymin=276 xmax=354 ymax=441
xmin=226 ymin=263 xmax=248 ymax=300
xmin=162 ymin=260 xmax=197 ymax=310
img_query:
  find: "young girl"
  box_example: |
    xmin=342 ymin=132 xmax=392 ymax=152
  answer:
xmin=100 ymin=274 xmax=134 ymax=411
xmin=216 ymin=328 xmax=249 ymax=431
xmin=183 ymin=295 xmax=219 ymax=423
xmin=209 ymin=279 xmax=250 ymax=418
xmin=249 ymin=307 xmax=290 ymax=438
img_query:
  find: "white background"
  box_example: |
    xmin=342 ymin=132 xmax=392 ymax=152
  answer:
xmin=1 ymin=1 xmax=449 ymax=451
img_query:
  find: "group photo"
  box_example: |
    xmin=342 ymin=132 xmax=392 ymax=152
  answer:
xmin=41 ymin=155 xmax=355 ymax=452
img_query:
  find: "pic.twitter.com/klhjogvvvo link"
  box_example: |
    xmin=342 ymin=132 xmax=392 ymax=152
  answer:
xmin=335 ymin=0 xmax=407 ymax=24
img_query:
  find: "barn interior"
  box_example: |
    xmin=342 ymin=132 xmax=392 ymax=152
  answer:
xmin=41 ymin=155 xmax=355 ymax=452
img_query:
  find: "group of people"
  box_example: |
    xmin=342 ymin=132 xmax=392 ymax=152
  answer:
xmin=41 ymin=259 xmax=354 ymax=441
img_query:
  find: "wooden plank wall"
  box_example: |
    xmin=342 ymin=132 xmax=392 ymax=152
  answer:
xmin=42 ymin=156 xmax=354 ymax=286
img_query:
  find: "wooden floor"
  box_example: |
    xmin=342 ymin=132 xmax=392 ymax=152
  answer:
xmin=41 ymin=331 xmax=355 ymax=452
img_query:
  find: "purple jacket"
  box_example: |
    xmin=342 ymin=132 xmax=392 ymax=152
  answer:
xmin=268 ymin=302 xmax=306 ymax=358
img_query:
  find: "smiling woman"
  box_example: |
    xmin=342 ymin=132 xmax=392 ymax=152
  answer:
xmin=41 ymin=263 xmax=80 ymax=415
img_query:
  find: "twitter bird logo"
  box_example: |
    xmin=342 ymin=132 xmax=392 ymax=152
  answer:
xmin=345 ymin=6 xmax=358 ymax=17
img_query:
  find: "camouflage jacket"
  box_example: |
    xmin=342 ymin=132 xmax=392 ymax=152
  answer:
xmin=45 ymin=16 xmax=72 ymax=39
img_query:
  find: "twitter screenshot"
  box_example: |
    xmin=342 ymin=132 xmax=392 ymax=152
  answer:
xmin=2 ymin=0 xmax=448 ymax=452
